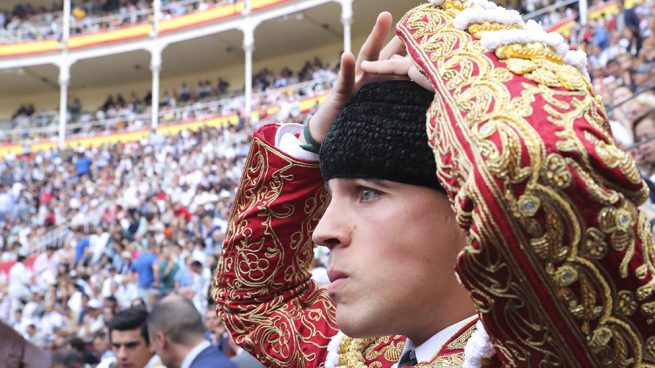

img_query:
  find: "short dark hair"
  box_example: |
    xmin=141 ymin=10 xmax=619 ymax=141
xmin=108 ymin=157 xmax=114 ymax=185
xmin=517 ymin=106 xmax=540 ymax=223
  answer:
xmin=51 ymin=349 xmax=84 ymax=367
xmin=68 ymin=337 xmax=86 ymax=352
xmin=148 ymin=296 xmax=205 ymax=346
xmin=108 ymin=308 xmax=149 ymax=345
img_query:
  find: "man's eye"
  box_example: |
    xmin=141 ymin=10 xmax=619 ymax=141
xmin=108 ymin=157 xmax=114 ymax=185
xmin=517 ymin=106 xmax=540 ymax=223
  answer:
xmin=358 ymin=187 xmax=380 ymax=203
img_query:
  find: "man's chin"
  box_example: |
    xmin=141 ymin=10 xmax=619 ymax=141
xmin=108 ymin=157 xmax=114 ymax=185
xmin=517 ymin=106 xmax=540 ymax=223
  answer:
xmin=336 ymin=309 xmax=378 ymax=338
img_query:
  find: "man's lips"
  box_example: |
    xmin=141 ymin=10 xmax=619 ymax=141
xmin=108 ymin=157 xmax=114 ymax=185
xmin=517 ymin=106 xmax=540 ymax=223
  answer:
xmin=327 ymin=270 xmax=350 ymax=294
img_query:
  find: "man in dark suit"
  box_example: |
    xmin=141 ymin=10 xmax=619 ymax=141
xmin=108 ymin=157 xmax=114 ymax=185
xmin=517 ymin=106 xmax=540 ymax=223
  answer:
xmin=147 ymin=295 xmax=235 ymax=368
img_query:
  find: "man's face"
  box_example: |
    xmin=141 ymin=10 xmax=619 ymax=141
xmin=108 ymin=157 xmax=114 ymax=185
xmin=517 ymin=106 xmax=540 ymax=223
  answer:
xmin=606 ymin=62 xmax=620 ymax=77
xmin=634 ymin=72 xmax=650 ymax=89
xmin=94 ymin=335 xmax=110 ymax=354
xmin=313 ymin=178 xmax=467 ymax=341
xmin=205 ymin=310 xmax=225 ymax=335
xmin=150 ymin=331 xmax=175 ymax=368
xmin=111 ymin=328 xmax=152 ymax=368
xmin=624 ymin=99 xmax=644 ymax=125
xmin=635 ymin=116 xmax=655 ymax=164
xmin=205 ymin=310 xmax=218 ymax=331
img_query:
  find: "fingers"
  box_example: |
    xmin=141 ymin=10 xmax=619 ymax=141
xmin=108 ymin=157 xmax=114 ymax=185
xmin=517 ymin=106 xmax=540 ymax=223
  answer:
xmin=360 ymin=56 xmax=412 ymax=77
xmin=357 ymin=12 xmax=393 ymax=63
xmin=379 ymin=36 xmax=406 ymax=60
xmin=333 ymin=52 xmax=356 ymax=97
xmin=355 ymin=11 xmax=393 ymax=79
xmin=304 ymin=52 xmax=356 ymax=145
xmin=360 ymin=55 xmax=434 ymax=92
xmin=408 ymin=65 xmax=435 ymax=93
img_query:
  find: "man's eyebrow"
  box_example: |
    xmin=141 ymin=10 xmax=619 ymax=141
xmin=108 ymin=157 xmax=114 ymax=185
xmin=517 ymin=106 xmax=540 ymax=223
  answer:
xmin=360 ymin=178 xmax=393 ymax=189
xmin=112 ymin=340 xmax=142 ymax=347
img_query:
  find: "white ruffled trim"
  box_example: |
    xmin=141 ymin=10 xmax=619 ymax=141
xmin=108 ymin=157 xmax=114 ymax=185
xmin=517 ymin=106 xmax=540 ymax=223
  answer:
xmin=564 ymin=49 xmax=591 ymax=81
xmin=453 ymin=7 xmax=523 ymax=31
xmin=478 ymin=19 xmax=589 ymax=80
xmin=524 ymin=20 xmax=569 ymax=56
xmin=324 ymin=331 xmax=346 ymax=368
xmin=462 ymin=321 xmax=496 ymax=368
xmin=428 ymin=0 xmax=445 ymax=6
xmin=480 ymin=28 xmax=568 ymax=58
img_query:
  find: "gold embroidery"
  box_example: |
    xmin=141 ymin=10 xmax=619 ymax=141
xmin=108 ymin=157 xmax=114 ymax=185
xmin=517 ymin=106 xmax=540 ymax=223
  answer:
xmin=447 ymin=324 xmax=476 ymax=350
xmin=363 ymin=336 xmax=404 ymax=364
xmin=616 ymin=290 xmax=638 ymax=317
xmin=647 ymin=336 xmax=655 ymax=357
xmin=495 ymin=42 xmax=563 ymax=64
xmin=214 ymin=135 xmax=335 ymax=367
xmin=467 ymin=23 xmax=522 ymax=39
xmin=336 ymin=336 xmax=405 ymax=368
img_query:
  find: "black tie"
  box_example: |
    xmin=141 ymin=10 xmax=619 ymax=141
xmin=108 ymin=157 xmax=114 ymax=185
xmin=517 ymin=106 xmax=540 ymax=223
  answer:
xmin=398 ymin=350 xmax=418 ymax=367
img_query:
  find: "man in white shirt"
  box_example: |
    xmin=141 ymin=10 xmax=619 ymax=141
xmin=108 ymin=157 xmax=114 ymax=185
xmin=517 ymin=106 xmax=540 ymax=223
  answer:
xmin=32 ymin=245 xmax=59 ymax=290
xmin=8 ymin=251 xmax=32 ymax=314
xmin=40 ymin=302 xmax=65 ymax=336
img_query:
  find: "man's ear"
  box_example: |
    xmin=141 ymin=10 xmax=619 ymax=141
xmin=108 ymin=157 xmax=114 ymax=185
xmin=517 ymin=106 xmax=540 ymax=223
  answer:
xmin=150 ymin=331 xmax=167 ymax=350
xmin=156 ymin=331 xmax=167 ymax=347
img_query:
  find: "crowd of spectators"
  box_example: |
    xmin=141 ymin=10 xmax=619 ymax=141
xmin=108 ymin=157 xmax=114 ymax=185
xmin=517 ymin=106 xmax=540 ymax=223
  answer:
xmin=0 ymin=56 xmax=333 ymax=367
xmin=0 ymin=0 xmax=601 ymax=43
xmin=9 ymin=57 xmax=335 ymax=139
xmin=0 ymin=122 xmax=279 ymax=366
xmin=1 ymin=0 xmax=655 ymax=366
xmin=0 ymin=0 xmax=241 ymax=41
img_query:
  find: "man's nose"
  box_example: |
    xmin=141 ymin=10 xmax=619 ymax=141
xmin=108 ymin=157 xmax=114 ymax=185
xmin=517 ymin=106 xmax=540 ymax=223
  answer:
xmin=312 ymin=200 xmax=350 ymax=250
xmin=116 ymin=346 xmax=127 ymax=359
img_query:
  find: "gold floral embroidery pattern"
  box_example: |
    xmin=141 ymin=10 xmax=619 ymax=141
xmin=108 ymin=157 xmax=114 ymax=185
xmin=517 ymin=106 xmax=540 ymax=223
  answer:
xmin=213 ymin=133 xmax=336 ymax=367
xmin=336 ymin=336 xmax=406 ymax=368
xmin=495 ymin=45 xmax=591 ymax=93
xmin=336 ymin=324 xmax=477 ymax=368
xmin=363 ymin=336 xmax=404 ymax=364
xmin=399 ymin=2 xmax=654 ymax=367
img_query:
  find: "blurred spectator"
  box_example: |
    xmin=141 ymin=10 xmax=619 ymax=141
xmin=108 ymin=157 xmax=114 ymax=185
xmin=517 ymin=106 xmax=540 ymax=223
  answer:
xmin=631 ymin=107 xmax=655 ymax=222
xmin=147 ymin=295 xmax=235 ymax=368
xmin=107 ymin=307 xmax=161 ymax=368
xmin=230 ymin=351 xmax=265 ymax=368
xmin=69 ymin=336 xmax=100 ymax=365
xmin=204 ymin=307 xmax=236 ymax=356
xmin=132 ymin=242 xmax=159 ymax=300
xmin=70 ymin=98 xmax=82 ymax=122
xmin=8 ymin=249 xmax=32 ymax=314
xmin=51 ymin=348 xmax=85 ymax=368
xmin=93 ymin=331 xmax=115 ymax=365
xmin=78 ymin=298 xmax=105 ymax=340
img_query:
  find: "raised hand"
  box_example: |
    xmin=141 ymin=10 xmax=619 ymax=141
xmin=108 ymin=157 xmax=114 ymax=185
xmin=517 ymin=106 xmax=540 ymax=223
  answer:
xmin=303 ymin=11 xmax=394 ymax=146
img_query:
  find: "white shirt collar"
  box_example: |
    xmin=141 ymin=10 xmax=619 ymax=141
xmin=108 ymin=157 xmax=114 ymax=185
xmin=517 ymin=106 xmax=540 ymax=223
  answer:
xmin=180 ymin=340 xmax=211 ymax=368
xmin=395 ymin=315 xmax=477 ymax=366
